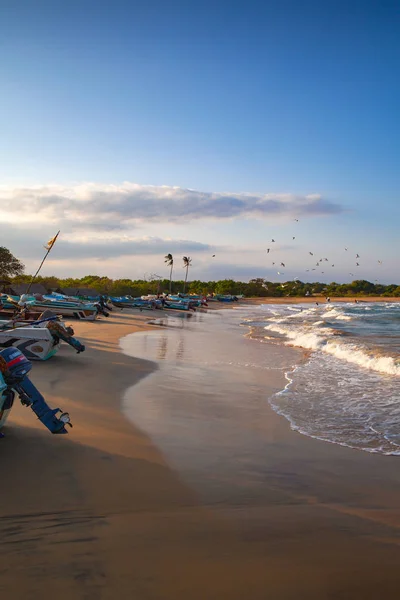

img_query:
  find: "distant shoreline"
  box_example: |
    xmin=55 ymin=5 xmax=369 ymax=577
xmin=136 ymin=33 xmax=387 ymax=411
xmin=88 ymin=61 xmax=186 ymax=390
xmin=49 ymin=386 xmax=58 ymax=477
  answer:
xmin=240 ymin=296 xmax=400 ymax=305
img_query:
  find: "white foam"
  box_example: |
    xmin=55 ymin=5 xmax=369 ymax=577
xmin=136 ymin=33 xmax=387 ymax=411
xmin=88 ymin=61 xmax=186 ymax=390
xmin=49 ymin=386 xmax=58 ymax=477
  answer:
xmin=265 ymin=323 xmax=400 ymax=376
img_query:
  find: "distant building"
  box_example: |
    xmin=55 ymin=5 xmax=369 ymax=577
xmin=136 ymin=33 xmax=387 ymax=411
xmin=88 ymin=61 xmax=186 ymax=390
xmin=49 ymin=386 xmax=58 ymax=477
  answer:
xmin=60 ymin=287 xmax=103 ymax=298
xmin=6 ymin=283 xmax=48 ymax=296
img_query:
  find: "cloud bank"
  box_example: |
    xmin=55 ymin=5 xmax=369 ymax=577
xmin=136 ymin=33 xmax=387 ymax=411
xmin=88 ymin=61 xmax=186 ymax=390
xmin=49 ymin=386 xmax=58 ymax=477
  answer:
xmin=0 ymin=182 xmax=343 ymax=231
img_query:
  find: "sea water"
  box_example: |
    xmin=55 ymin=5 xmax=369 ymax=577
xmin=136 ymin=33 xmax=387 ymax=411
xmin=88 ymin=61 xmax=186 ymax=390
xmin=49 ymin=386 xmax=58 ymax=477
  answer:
xmin=249 ymin=302 xmax=400 ymax=455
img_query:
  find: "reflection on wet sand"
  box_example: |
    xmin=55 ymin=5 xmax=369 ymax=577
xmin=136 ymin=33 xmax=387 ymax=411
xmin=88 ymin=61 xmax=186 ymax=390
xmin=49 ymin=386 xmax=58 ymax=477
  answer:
xmin=119 ymin=308 xmax=400 ymax=598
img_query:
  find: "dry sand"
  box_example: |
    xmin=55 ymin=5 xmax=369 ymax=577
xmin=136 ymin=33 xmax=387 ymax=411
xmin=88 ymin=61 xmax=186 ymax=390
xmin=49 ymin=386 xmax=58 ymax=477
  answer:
xmin=2 ymin=306 xmax=400 ymax=599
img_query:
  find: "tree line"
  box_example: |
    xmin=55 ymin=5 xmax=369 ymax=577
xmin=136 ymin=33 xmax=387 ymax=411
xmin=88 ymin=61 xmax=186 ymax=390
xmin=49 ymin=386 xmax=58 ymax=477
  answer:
xmin=1 ymin=246 xmax=399 ymax=297
xmin=5 ymin=274 xmax=400 ymax=298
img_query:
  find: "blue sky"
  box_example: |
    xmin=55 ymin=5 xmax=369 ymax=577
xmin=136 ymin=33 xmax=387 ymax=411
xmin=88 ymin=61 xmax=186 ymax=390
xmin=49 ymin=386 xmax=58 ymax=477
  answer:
xmin=1 ymin=0 xmax=399 ymax=283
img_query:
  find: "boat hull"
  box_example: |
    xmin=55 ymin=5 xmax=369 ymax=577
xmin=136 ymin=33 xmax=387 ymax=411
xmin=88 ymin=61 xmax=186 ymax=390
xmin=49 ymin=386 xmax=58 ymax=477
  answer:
xmin=0 ymin=326 xmax=58 ymax=360
xmin=28 ymin=304 xmax=98 ymax=320
xmin=0 ymin=374 xmax=13 ymax=430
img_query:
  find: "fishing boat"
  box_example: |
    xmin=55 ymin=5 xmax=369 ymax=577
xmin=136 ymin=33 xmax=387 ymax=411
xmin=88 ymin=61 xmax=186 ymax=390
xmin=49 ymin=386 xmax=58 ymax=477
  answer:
xmin=0 ymin=314 xmax=85 ymax=360
xmin=164 ymin=300 xmax=194 ymax=311
xmin=15 ymin=294 xmax=100 ymax=320
xmin=216 ymin=295 xmax=239 ymax=303
xmin=110 ymin=296 xmax=163 ymax=310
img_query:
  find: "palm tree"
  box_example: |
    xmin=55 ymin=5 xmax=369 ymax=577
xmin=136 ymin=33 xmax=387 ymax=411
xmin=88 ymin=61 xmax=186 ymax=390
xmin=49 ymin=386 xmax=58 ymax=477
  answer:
xmin=182 ymin=256 xmax=192 ymax=293
xmin=164 ymin=253 xmax=174 ymax=293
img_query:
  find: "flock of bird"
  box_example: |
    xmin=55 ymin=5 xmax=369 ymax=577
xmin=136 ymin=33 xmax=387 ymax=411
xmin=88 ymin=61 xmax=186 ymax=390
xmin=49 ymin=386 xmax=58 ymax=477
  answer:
xmin=263 ymin=219 xmax=383 ymax=283
xmin=209 ymin=218 xmax=384 ymax=284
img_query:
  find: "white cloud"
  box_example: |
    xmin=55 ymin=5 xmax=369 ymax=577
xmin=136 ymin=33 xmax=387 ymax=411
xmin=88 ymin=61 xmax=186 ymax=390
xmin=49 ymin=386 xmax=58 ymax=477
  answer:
xmin=0 ymin=182 xmax=343 ymax=232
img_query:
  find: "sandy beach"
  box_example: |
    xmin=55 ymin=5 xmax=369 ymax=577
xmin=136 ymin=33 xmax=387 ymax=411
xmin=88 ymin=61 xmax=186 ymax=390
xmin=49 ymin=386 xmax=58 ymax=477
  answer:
xmin=2 ymin=305 xmax=400 ymax=599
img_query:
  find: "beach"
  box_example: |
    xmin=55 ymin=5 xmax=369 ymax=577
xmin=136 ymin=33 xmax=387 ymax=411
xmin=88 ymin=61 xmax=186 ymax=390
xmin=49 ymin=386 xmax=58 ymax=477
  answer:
xmin=2 ymin=305 xmax=400 ymax=599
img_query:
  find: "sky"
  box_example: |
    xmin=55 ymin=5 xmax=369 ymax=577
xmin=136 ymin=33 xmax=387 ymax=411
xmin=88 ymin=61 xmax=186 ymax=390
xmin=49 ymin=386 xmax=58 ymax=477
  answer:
xmin=0 ymin=0 xmax=399 ymax=283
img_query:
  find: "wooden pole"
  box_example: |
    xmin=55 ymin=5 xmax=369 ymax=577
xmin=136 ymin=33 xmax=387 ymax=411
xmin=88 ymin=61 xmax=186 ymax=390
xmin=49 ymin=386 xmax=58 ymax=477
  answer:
xmin=26 ymin=231 xmax=60 ymax=294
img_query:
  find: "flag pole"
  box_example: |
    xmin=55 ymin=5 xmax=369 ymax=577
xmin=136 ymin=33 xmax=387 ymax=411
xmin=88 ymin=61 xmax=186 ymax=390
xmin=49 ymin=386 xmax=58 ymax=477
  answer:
xmin=26 ymin=231 xmax=60 ymax=295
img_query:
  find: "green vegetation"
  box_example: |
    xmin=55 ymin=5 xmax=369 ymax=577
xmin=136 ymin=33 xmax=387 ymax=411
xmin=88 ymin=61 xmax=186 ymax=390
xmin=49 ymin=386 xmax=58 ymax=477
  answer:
xmin=0 ymin=246 xmax=25 ymax=280
xmin=1 ymin=246 xmax=398 ymax=297
xmin=6 ymin=274 xmax=400 ymax=297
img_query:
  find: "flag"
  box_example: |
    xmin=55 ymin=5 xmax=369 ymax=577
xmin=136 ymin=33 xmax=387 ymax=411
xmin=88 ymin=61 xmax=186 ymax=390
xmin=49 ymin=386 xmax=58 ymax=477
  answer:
xmin=44 ymin=231 xmax=60 ymax=251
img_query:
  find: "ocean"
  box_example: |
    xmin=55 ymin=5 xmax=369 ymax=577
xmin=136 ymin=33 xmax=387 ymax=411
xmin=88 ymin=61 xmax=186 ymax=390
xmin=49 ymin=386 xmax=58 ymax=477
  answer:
xmin=249 ymin=301 xmax=400 ymax=455
xmin=121 ymin=301 xmax=400 ymax=480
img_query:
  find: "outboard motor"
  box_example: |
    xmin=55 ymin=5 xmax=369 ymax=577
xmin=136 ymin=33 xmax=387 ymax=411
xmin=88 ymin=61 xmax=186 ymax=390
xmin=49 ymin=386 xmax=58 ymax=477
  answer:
xmin=40 ymin=312 xmax=85 ymax=354
xmin=0 ymin=348 xmax=72 ymax=434
xmin=94 ymin=301 xmax=110 ymax=317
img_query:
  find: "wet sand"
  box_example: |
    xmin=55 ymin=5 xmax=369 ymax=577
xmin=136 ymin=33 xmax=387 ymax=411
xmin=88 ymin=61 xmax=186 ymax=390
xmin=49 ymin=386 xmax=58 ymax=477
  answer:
xmin=2 ymin=308 xmax=400 ymax=599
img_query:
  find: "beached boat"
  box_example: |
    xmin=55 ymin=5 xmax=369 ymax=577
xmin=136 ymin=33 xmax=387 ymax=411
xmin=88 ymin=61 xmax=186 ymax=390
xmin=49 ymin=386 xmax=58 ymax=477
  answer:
xmin=0 ymin=315 xmax=85 ymax=360
xmin=110 ymin=296 xmax=163 ymax=310
xmin=0 ymin=347 xmax=72 ymax=436
xmin=164 ymin=300 xmax=193 ymax=311
xmin=11 ymin=294 xmax=100 ymax=320
xmin=216 ymin=295 xmax=239 ymax=303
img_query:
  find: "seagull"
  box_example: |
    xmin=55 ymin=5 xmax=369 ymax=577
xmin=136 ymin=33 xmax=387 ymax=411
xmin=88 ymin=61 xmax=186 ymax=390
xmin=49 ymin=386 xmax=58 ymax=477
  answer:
xmin=345 ymin=247 xmax=348 ymax=251
xmin=266 ymin=248 xmax=270 ymax=253
xmin=277 ymin=271 xmax=284 ymax=275
xmin=295 ymin=219 xmax=299 ymax=222
xmin=316 ymin=262 xmax=320 ymax=266
xmin=280 ymin=262 xmax=285 ymax=267
xmin=378 ymin=260 xmax=382 ymax=264
xmin=349 ymin=273 xmax=354 ymax=276
xmin=331 ymin=264 xmax=335 ymax=267
xmin=271 ymin=239 xmax=275 ymax=242
xmin=309 ymin=252 xmax=314 ymax=256
xmin=356 ymin=262 xmax=360 ymax=266
xmin=312 ymin=268 xmax=316 ymax=271
xmin=272 ymin=262 xmax=275 ymax=265
xmin=292 ymin=236 xmax=295 ymax=240
xmin=356 ymin=254 xmax=360 ymax=258
xmin=212 ymin=254 xmax=216 ymax=257
xmin=324 ymin=258 xmax=328 ymax=261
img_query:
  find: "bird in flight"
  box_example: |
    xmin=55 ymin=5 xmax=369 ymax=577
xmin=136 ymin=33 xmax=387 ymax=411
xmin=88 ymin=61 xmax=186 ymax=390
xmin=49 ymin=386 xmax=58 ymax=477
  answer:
xmin=292 ymin=236 xmax=296 ymax=240
xmin=331 ymin=264 xmax=335 ymax=267
xmin=295 ymin=219 xmax=299 ymax=222
xmin=280 ymin=262 xmax=285 ymax=267
xmin=349 ymin=273 xmax=354 ymax=276
xmin=212 ymin=254 xmax=216 ymax=257
xmin=345 ymin=247 xmax=348 ymax=251
xmin=356 ymin=262 xmax=360 ymax=266
xmin=309 ymin=252 xmax=314 ymax=256
xmin=266 ymin=248 xmax=270 ymax=253
xmin=272 ymin=262 xmax=275 ymax=265
xmin=356 ymin=254 xmax=360 ymax=258
xmin=271 ymin=239 xmax=275 ymax=242
xmin=277 ymin=271 xmax=284 ymax=275
xmin=378 ymin=260 xmax=382 ymax=264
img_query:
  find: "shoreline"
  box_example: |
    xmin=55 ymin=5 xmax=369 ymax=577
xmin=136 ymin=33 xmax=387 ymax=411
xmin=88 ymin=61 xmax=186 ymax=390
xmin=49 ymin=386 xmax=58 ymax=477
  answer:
xmin=2 ymin=306 xmax=400 ymax=598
